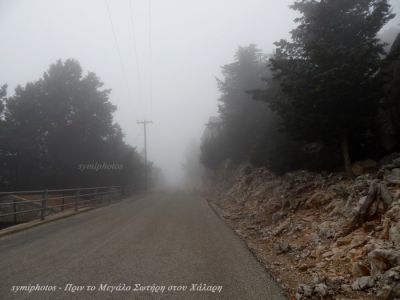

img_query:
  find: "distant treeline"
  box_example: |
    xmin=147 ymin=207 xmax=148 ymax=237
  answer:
xmin=0 ymin=59 xmax=148 ymax=191
xmin=201 ymin=0 xmax=400 ymax=177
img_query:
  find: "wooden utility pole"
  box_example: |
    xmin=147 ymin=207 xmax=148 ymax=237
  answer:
xmin=137 ymin=120 xmax=153 ymax=191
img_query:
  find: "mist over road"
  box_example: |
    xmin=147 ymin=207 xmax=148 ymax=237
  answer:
xmin=0 ymin=192 xmax=285 ymax=300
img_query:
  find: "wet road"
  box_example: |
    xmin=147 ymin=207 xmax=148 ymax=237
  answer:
xmin=0 ymin=191 xmax=285 ymax=300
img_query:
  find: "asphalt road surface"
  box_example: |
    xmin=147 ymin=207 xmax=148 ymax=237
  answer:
xmin=0 ymin=191 xmax=286 ymax=300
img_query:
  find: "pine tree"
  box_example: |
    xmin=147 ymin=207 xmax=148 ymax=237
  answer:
xmin=270 ymin=0 xmax=394 ymax=177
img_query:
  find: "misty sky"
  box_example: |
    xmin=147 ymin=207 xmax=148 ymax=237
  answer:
xmin=1 ymin=0 xmax=399 ymax=184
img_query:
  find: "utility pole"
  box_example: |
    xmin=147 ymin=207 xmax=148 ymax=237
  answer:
xmin=137 ymin=120 xmax=153 ymax=191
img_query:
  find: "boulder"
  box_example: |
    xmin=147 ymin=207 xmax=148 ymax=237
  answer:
xmin=314 ymin=283 xmax=328 ymax=297
xmin=352 ymin=262 xmax=370 ymax=277
xmin=297 ymin=284 xmax=313 ymax=297
xmin=392 ymin=168 xmax=400 ymax=177
xmin=380 ymin=153 xmax=400 ymax=168
xmin=385 ymin=168 xmax=400 ymax=184
xmin=305 ymin=192 xmax=324 ymax=209
xmin=393 ymin=158 xmax=400 ymax=168
xmin=318 ymin=221 xmax=336 ymax=240
xmin=376 ymin=267 xmax=400 ymax=299
xmin=368 ymin=249 xmax=400 ymax=276
xmin=305 ymin=191 xmax=336 ymax=209
xmin=349 ymin=234 xmax=368 ymax=249
xmin=389 ymin=222 xmax=400 ymax=246
xmin=351 ymin=276 xmax=375 ymax=291
xmin=385 ymin=205 xmax=400 ymax=222
xmin=352 ymin=160 xmax=379 ymax=176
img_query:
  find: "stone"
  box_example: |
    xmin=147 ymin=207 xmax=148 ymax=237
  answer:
xmin=383 ymin=266 xmax=400 ymax=283
xmin=313 ymin=274 xmax=326 ymax=284
xmin=314 ymin=283 xmax=328 ymax=297
xmin=301 ymin=249 xmax=311 ymax=259
xmin=271 ymin=211 xmax=287 ymax=224
xmin=349 ymin=234 xmax=368 ymax=249
xmin=322 ymin=251 xmax=334 ymax=258
xmin=386 ymin=171 xmax=400 ymax=184
xmin=385 ymin=205 xmax=400 ymax=222
xmin=392 ymin=168 xmax=400 ymax=177
xmin=305 ymin=191 xmax=335 ymax=209
xmin=336 ymin=236 xmax=352 ymax=246
xmin=377 ymin=267 xmax=400 ymax=299
xmin=381 ymin=218 xmax=392 ymax=240
xmin=352 ymin=262 xmax=370 ymax=277
xmin=310 ymin=232 xmax=321 ymax=245
xmin=380 ymin=183 xmax=394 ymax=208
xmin=297 ymin=284 xmax=313 ymax=297
xmin=363 ymin=243 xmax=376 ymax=255
xmin=318 ymin=221 xmax=336 ymax=240
xmin=276 ymin=241 xmax=291 ymax=254
xmin=352 ymin=160 xmax=379 ymax=176
xmin=390 ymin=283 xmax=400 ymax=298
xmin=362 ymin=221 xmax=378 ymax=232
xmin=368 ymin=249 xmax=400 ymax=276
xmin=340 ymin=284 xmax=352 ymax=293
xmin=380 ymin=153 xmax=400 ymax=167
xmin=351 ymin=276 xmax=375 ymax=291
xmin=376 ymin=285 xmax=392 ymax=300
xmin=393 ymin=158 xmax=400 ymax=168
xmin=389 ymin=222 xmax=400 ymax=246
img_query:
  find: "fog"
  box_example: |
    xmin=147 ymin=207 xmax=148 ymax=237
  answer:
xmin=1 ymin=0 xmax=399 ymax=186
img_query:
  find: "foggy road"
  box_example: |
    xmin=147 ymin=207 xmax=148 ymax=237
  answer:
xmin=0 ymin=192 xmax=285 ymax=300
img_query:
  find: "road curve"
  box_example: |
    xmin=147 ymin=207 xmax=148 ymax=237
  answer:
xmin=0 ymin=191 xmax=285 ymax=300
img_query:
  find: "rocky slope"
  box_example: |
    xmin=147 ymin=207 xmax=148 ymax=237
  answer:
xmin=205 ymin=155 xmax=400 ymax=299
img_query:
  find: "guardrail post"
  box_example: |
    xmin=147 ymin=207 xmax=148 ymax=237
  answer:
xmin=74 ymin=190 xmax=80 ymax=211
xmin=93 ymin=188 xmax=98 ymax=207
xmin=13 ymin=198 xmax=17 ymax=224
xmin=61 ymin=191 xmax=65 ymax=211
xmin=41 ymin=189 xmax=48 ymax=220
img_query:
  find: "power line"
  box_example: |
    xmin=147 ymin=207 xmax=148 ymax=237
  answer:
xmin=148 ymin=0 xmax=153 ymax=118
xmin=104 ymin=0 xmax=131 ymax=98
xmin=129 ymin=0 xmax=143 ymax=111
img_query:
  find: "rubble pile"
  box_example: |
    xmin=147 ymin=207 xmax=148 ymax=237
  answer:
xmin=206 ymin=154 xmax=400 ymax=299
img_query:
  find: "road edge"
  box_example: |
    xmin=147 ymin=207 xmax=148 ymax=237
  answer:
xmin=203 ymin=195 xmax=288 ymax=299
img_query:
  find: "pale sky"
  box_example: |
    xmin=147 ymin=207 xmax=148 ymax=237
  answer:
xmin=0 ymin=0 xmax=399 ymax=184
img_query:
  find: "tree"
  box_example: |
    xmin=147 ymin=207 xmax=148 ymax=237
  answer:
xmin=0 ymin=84 xmax=6 ymax=117
xmin=0 ymin=85 xmax=9 ymax=186
xmin=201 ymin=45 xmax=311 ymax=173
xmin=200 ymin=44 xmax=276 ymax=170
xmin=1 ymin=59 xmax=146 ymax=190
xmin=200 ymin=117 xmax=228 ymax=170
xmin=269 ymin=0 xmax=394 ymax=177
xmin=217 ymin=45 xmax=272 ymax=163
xmin=380 ymin=32 xmax=400 ymax=150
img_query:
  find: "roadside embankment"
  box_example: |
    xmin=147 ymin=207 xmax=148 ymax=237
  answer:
xmin=205 ymin=155 xmax=400 ymax=299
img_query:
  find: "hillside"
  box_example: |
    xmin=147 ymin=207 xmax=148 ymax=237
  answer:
xmin=205 ymin=154 xmax=400 ymax=299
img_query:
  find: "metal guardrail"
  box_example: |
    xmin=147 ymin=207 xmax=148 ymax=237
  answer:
xmin=0 ymin=186 xmax=122 ymax=225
